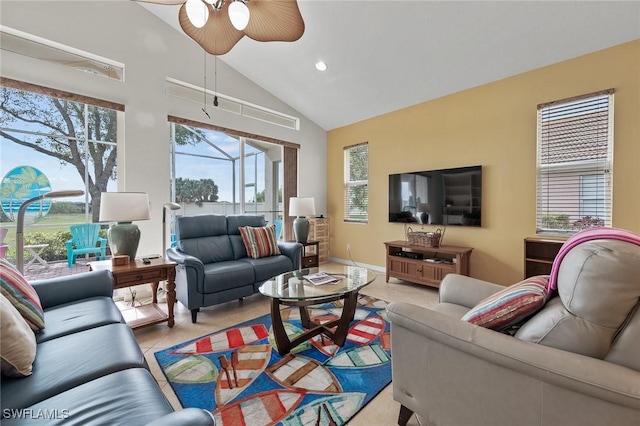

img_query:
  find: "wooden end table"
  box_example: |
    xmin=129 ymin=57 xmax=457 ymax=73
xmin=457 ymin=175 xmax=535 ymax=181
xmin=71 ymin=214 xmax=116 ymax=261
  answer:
xmin=88 ymin=258 xmax=176 ymax=329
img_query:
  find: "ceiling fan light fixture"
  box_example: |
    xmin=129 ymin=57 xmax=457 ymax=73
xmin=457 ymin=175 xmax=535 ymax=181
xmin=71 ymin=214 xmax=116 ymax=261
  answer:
xmin=185 ymin=0 xmax=209 ymax=28
xmin=228 ymin=1 xmax=250 ymax=31
xmin=145 ymin=0 xmax=304 ymax=55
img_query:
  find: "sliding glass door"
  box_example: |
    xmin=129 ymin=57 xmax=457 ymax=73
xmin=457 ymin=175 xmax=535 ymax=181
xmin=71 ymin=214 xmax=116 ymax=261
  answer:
xmin=171 ymin=123 xmax=283 ymax=231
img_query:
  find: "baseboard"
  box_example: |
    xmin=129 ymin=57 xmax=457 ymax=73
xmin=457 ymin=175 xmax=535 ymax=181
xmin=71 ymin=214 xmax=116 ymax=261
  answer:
xmin=328 ymin=257 xmax=385 ymax=273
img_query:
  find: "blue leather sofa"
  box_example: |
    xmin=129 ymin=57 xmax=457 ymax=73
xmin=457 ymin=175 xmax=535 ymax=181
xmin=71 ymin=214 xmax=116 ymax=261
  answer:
xmin=1 ymin=270 xmax=215 ymax=426
xmin=167 ymin=214 xmax=302 ymax=323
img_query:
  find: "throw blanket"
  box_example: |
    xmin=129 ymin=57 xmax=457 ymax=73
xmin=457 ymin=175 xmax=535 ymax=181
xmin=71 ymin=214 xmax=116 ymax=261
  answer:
xmin=549 ymin=227 xmax=640 ymax=292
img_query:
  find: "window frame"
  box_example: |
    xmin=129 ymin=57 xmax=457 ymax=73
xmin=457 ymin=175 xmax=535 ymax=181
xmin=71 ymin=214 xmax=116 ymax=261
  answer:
xmin=343 ymin=142 xmax=369 ymax=224
xmin=536 ymin=90 xmax=613 ymax=235
xmin=0 ymin=79 xmax=121 ymax=262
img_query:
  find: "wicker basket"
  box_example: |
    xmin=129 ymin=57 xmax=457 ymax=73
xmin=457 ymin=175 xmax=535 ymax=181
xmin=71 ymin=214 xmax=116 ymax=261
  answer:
xmin=406 ymin=227 xmax=442 ymax=248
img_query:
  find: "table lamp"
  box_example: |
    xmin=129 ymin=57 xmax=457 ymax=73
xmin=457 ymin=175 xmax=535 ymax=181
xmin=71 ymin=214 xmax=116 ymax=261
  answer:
xmin=16 ymin=190 xmax=84 ymax=274
xmin=99 ymin=192 xmax=150 ymax=260
xmin=162 ymin=202 xmax=181 ymax=257
xmin=289 ymin=197 xmax=315 ymax=243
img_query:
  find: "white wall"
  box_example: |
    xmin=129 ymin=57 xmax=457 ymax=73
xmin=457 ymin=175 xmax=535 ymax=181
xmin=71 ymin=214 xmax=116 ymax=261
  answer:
xmin=0 ymin=0 xmax=327 ymax=256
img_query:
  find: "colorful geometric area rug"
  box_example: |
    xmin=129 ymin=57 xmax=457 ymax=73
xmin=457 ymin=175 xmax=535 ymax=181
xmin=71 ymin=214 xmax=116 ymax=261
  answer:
xmin=154 ymin=295 xmax=391 ymax=426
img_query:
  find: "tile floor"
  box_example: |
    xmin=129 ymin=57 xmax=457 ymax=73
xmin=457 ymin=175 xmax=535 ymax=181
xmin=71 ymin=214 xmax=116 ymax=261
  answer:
xmin=133 ymin=264 xmax=439 ymax=426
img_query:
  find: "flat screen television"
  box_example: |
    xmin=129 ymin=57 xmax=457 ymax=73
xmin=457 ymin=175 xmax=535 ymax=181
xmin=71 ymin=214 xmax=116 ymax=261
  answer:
xmin=389 ymin=165 xmax=482 ymax=227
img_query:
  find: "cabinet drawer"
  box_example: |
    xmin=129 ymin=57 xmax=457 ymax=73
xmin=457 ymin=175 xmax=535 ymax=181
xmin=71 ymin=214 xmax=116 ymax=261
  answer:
xmin=302 ymin=256 xmax=318 ymax=268
xmin=115 ymin=269 xmax=164 ymax=286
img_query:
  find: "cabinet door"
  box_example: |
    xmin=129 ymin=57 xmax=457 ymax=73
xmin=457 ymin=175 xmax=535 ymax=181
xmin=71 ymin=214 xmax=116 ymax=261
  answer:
xmin=388 ymin=257 xmax=408 ymax=275
xmin=406 ymin=261 xmax=429 ymax=281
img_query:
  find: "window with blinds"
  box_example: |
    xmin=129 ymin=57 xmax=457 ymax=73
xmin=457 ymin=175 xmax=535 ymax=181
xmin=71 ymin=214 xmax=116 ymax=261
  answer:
xmin=344 ymin=142 xmax=368 ymax=223
xmin=536 ymin=90 xmax=613 ymax=235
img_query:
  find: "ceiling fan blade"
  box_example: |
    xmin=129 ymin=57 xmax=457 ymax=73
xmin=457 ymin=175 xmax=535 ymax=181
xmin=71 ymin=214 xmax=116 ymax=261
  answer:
xmin=245 ymin=0 xmax=305 ymax=42
xmin=178 ymin=2 xmax=244 ymax=55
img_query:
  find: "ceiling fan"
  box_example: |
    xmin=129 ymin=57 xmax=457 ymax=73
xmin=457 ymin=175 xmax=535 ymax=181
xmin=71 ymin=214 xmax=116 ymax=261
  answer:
xmin=136 ymin=0 xmax=305 ymax=55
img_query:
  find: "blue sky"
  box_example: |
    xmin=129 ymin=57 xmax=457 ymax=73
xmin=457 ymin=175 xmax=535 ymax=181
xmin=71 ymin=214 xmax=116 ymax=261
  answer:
xmin=1 ymin=137 xmax=94 ymax=204
xmin=175 ymin=129 xmax=265 ymax=203
xmin=1 ymin=130 xmax=265 ymax=206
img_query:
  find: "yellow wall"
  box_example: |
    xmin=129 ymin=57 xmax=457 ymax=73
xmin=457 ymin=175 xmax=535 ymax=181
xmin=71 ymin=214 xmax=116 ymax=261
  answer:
xmin=327 ymin=40 xmax=640 ymax=285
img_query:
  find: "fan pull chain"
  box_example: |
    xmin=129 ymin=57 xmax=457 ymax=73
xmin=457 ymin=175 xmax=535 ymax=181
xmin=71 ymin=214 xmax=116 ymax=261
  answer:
xmin=202 ymin=50 xmax=210 ymax=118
xmin=213 ymin=55 xmax=219 ymax=107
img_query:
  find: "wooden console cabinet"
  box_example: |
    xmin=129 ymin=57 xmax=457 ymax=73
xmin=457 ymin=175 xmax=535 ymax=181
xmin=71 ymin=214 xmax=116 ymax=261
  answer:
xmin=524 ymin=237 xmax=565 ymax=278
xmin=384 ymin=241 xmax=473 ymax=288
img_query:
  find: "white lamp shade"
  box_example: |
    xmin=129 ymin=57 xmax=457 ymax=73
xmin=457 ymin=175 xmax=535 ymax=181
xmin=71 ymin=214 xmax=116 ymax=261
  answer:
xmin=185 ymin=0 xmax=209 ymax=28
xmin=289 ymin=197 xmax=315 ymax=217
xmin=99 ymin=192 xmax=150 ymax=223
xmin=229 ymin=1 xmax=250 ymax=30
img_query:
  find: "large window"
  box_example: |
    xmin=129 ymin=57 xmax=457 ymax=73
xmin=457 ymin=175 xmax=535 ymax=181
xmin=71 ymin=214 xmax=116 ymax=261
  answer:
xmin=344 ymin=142 xmax=368 ymax=223
xmin=536 ymin=90 xmax=613 ymax=234
xmin=0 ymin=80 xmax=120 ymax=262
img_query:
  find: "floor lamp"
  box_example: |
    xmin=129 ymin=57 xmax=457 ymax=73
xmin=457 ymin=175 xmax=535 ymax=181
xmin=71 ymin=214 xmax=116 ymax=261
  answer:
xmin=16 ymin=190 xmax=84 ymax=274
xmin=162 ymin=202 xmax=181 ymax=258
xmin=156 ymin=202 xmax=181 ymax=302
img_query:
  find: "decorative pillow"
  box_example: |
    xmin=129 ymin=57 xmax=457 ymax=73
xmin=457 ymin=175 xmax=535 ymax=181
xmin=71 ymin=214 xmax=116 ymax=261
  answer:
xmin=0 ymin=258 xmax=45 ymax=331
xmin=461 ymin=275 xmax=550 ymax=331
xmin=1 ymin=293 xmax=37 ymax=377
xmin=238 ymin=225 xmax=281 ymax=259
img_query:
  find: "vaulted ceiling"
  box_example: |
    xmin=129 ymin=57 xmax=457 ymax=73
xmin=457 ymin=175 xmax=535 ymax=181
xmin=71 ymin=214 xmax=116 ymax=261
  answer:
xmin=140 ymin=1 xmax=640 ymax=131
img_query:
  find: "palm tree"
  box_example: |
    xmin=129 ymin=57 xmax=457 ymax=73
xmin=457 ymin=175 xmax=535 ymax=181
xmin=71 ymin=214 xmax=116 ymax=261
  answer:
xmin=12 ymin=166 xmax=50 ymax=217
xmin=0 ymin=178 xmax=30 ymax=221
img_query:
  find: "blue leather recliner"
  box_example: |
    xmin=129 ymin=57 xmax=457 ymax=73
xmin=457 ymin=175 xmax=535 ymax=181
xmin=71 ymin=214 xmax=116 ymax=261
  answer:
xmin=167 ymin=214 xmax=302 ymax=323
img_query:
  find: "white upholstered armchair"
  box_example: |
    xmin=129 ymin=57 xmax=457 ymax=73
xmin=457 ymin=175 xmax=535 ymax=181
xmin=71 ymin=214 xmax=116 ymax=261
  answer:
xmin=387 ymin=229 xmax=640 ymax=426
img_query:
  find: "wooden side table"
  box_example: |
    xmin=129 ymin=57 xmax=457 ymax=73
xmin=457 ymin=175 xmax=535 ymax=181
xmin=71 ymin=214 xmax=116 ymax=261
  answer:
xmin=524 ymin=237 xmax=565 ymax=278
xmin=88 ymin=258 xmax=176 ymax=329
xmin=300 ymin=240 xmax=320 ymax=268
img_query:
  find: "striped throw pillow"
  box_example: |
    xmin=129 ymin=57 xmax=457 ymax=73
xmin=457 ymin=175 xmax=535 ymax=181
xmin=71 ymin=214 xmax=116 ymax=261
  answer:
xmin=461 ymin=275 xmax=550 ymax=331
xmin=0 ymin=259 xmax=45 ymax=331
xmin=238 ymin=225 xmax=281 ymax=259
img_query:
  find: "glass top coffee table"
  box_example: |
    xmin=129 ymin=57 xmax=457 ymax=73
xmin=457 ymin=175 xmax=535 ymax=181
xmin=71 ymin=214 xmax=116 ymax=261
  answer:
xmin=259 ymin=265 xmax=377 ymax=355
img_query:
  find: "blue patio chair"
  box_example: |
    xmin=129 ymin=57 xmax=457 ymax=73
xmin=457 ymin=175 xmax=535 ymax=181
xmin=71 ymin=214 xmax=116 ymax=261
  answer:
xmin=274 ymin=219 xmax=283 ymax=241
xmin=65 ymin=224 xmax=108 ymax=267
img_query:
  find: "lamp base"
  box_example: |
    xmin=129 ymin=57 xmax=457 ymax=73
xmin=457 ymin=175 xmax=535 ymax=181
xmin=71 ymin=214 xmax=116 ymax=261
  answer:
xmin=108 ymin=222 xmax=141 ymax=260
xmin=293 ymin=216 xmax=310 ymax=243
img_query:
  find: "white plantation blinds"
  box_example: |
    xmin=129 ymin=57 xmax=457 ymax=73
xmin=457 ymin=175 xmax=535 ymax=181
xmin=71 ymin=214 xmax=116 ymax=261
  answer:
xmin=344 ymin=142 xmax=368 ymax=223
xmin=536 ymin=90 xmax=614 ymax=235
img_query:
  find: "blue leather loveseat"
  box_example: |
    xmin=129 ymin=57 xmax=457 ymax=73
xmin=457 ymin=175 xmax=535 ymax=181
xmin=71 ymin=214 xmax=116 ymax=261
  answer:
xmin=0 ymin=270 xmax=215 ymax=426
xmin=167 ymin=214 xmax=302 ymax=323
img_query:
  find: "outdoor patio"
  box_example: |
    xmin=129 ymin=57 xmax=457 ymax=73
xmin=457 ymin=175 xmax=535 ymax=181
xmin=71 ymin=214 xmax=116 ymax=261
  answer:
xmin=22 ymin=258 xmax=94 ymax=282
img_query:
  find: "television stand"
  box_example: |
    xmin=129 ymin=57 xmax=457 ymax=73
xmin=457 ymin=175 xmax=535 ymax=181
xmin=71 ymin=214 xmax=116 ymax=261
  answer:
xmin=384 ymin=241 xmax=473 ymax=288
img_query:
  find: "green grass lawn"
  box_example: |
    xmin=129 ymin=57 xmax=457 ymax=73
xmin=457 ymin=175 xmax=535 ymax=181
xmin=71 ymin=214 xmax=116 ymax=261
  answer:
xmin=1 ymin=213 xmax=106 ymax=262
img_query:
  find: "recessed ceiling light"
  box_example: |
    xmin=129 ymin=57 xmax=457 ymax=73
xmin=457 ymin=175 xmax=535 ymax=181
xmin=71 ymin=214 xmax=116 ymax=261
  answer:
xmin=315 ymin=61 xmax=328 ymax=71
